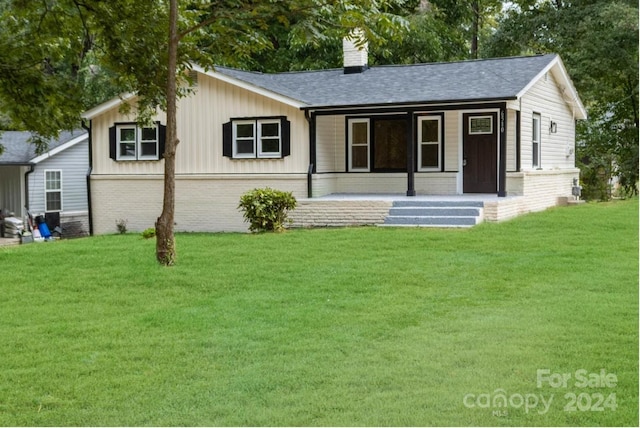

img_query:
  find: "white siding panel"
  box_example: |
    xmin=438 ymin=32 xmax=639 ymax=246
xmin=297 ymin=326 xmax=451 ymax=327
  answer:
xmin=316 ymin=115 xmax=346 ymax=173
xmin=443 ymin=110 xmax=459 ymax=171
xmin=519 ymin=71 xmax=576 ymax=171
xmin=0 ymin=166 xmax=26 ymax=217
xmin=176 ymin=75 xmax=309 ymax=175
xmin=506 ymin=109 xmax=517 ymax=172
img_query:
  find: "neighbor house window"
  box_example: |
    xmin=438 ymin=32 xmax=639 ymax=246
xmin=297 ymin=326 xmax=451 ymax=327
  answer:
xmin=45 ymin=170 xmax=62 ymax=212
xmin=348 ymin=118 xmax=370 ymax=171
xmin=223 ymin=117 xmax=290 ymax=159
xmin=532 ymin=113 xmax=541 ymax=168
xmin=418 ymin=116 xmax=442 ymax=171
xmin=109 ymin=122 xmax=165 ymax=161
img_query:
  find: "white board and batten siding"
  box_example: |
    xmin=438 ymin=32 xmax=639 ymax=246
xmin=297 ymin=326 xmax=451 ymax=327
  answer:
xmin=91 ymin=73 xmax=309 ymax=177
xmin=518 ymin=70 xmax=577 ymax=171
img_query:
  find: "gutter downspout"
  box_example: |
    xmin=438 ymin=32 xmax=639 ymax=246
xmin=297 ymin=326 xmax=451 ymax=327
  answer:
xmin=81 ymin=119 xmax=93 ymax=236
xmin=24 ymin=163 xmax=35 ymax=218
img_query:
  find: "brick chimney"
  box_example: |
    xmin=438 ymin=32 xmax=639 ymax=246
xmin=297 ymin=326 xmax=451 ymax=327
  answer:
xmin=343 ymin=29 xmax=368 ymax=74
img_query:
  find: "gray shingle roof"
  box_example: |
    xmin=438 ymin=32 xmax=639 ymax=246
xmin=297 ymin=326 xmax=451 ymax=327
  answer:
xmin=0 ymin=130 xmax=87 ymax=164
xmin=216 ymin=54 xmax=557 ymax=108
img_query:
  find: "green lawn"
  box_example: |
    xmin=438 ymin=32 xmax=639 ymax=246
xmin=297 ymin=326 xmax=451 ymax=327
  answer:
xmin=0 ymin=199 xmax=637 ymax=426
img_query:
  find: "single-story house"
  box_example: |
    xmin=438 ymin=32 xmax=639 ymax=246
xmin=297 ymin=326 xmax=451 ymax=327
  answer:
xmin=82 ymin=38 xmax=586 ymax=233
xmin=0 ymin=130 xmax=90 ymax=237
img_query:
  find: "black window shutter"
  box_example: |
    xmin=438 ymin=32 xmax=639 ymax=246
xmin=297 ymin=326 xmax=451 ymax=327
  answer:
xmin=222 ymin=121 xmax=233 ymax=157
xmin=109 ymin=125 xmax=116 ymax=160
xmin=158 ymin=123 xmax=166 ymax=160
xmin=281 ymin=118 xmax=291 ymax=158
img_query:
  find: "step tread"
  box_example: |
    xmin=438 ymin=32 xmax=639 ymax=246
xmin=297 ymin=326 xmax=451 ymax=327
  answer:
xmin=388 ymin=207 xmax=482 ymax=216
xmin=392 ymin=200 xmax=485 ymax=208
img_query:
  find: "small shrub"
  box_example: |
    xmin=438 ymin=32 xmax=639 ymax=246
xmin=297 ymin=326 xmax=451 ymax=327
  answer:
xmin=115 ymin=218 xmax=128 ymax=234
xmin=142 ymin=227 xmax=156 ymax=239
xmin=238 ymin=187 xmax=297 ymax=233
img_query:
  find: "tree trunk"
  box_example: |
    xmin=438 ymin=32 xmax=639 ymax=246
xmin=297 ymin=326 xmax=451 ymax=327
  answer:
xmin=156 ymin=0 xmax=179 ymax=265
xmin=471 ymin=0 xmax=479 ymax=59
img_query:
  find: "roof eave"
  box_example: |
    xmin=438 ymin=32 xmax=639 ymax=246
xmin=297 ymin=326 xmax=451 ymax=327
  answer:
xmin=30 ymin=133 xmax=88 ymax=164
xmin=515 ymin=55 xmax=587 ymax=120
xmin=302 ymin=96 xmax=518 ymax=112
xmin=82 ymin=93 xmax=136 ymax=120
xmin=193 ymin=65 xmax=307 ymax=109
xmin=0 ymin=161 xmax=34 ymax=167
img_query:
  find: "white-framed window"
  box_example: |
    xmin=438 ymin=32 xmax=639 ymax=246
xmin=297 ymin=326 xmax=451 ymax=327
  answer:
xmin=532 ymin=112 xmax=541 ymax=168
xmin=139 ymin=126 xmax=159 ymax=160
xmin=232 ymin=119 xmax=282 ymax=158
xmin=44 ymin=170 xmax=62 ymax=212
xmin=417 ymin=116 xmax=442 ymax=171
xmin=348 ymin=118 xmax=370 ymax=171
xmin=469 ymin=116 xmax=493 ymax=135
xmin=233 ymin=120 xmax=256 ymax=158
xmin=115 ymin=123 xmax=159 ymax=161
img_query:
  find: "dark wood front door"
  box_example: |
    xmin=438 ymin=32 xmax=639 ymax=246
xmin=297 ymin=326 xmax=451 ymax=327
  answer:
xmin=463 ymin=112 xmax=498 ymax=193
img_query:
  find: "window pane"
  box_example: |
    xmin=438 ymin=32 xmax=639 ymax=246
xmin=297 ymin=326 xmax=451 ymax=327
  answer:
xmin=532 ymin=116 xmax=540 ymax=142
xmin=352 ymin=122 xmax=368 ymax=145
xmin=470 ymin=117 xmax=492 ymax=134
xmin=533 ymin=142 xmax=539 ymax=167
xmin=236 ymin=123 xmax=254 ymax=138
xmin=120 ymin=142 xmax=136 ymax=157
xmin=261 ymin=123 xmax=279 ymax=137
xmin=421 ymin=119 xmax=439 ymax=143
xmin=236 ymin=139 xmax=254 ymax=154
xmin=141 ymin=142 xmax=157 ymax=157
xmin=120 ymin=128 xmax=136 ymax=141
xmin=352 ymin=146 xmax=368 ymax=168
xmin=45 ymin=171 xmax=61 ymax=190
xmin=141 ymin=127 xmax=157 ymax=141
xmin=421 ymin=144 xmax=439 ymax=168
xmin=261 ymin=138 xmax=280 ymax=153
xmin=46 ymin=192 xmax=61 ymax=211
xmin=374 ymin=119 xmax=406 ymax=170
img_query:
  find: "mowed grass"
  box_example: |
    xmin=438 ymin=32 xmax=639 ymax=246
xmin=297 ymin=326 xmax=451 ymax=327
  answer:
xmin=0 ymin=199 xmax=637 ymax=426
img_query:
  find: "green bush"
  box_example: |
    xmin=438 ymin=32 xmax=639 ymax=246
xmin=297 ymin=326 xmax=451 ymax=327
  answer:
xmin=141 ymin=227 xmax=156 ymax=239
xmin=238 ymin=187 xmax=297 ymax=233
xmin=115 ymin=218 xmax=128 ymax=234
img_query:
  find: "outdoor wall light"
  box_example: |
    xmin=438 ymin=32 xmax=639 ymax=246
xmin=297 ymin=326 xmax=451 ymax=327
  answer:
xmin=549 ymin=121 xmax=558 ymax=133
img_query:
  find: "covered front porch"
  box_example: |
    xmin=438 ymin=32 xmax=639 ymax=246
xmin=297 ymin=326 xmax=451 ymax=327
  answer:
xmin=289 ymin=193 xmax=528 ymax=228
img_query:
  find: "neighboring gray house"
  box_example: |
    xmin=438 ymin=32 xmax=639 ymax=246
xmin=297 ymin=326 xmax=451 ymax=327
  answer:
xmin=0 ymin=130 xmax=90 ymax=237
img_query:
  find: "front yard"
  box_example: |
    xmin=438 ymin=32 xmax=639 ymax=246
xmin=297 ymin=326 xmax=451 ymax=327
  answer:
xmin=0 ymin=199 xmax=637 ymax=426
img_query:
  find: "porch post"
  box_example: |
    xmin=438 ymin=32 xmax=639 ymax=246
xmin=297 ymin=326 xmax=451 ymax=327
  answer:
xmin=498 ymin=105 xmax=507 ymax=197
xmin=515 ymin=110 xmax=521 ymax=172
xmin=305 ymin=110 xmax=316 ymax=198
xmin=406 ymin=112 xmax=416 ymax=196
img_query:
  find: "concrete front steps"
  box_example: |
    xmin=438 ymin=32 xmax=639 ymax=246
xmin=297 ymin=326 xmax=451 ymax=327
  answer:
xmin=381 ymin=200 xmax=484 ymax=228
